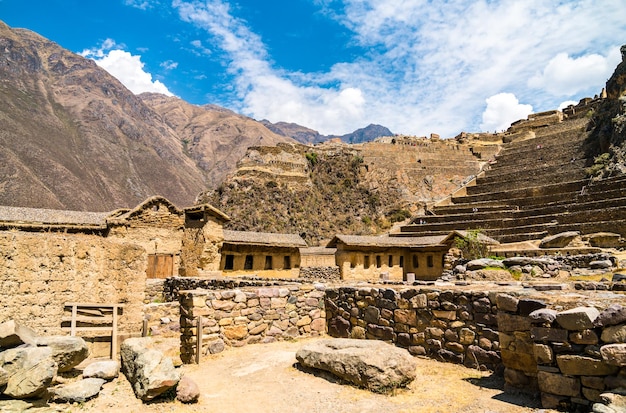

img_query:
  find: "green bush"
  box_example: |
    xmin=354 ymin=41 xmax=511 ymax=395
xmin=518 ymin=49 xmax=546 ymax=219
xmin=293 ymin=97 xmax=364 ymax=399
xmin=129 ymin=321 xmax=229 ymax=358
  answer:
xmin=454 ymin=229 xmax=489 ymax=260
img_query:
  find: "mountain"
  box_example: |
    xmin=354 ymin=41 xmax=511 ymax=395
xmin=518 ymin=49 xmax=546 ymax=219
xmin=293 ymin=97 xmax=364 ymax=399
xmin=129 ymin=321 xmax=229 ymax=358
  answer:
xmin=0 ymin=21 xmax=206 ymax=210
xmin=0 ymin=21 xmax=294 ymax=210
xmin=140 ymin=94 xmax=295 ymax=188
xmin=335 ymin=124 xmax=394 ymax=144
xmin=261 ymin=120 xmax=393 ymax=144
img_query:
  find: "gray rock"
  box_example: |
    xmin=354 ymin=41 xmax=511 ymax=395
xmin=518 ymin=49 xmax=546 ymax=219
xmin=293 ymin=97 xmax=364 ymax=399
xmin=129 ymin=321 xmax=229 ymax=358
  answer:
xmin=539 ymin=231 xmax=580 ymax=248
xmin=528 ymin=308 xmax=557 ymax=324
xmin=595 ymin=304 xmax=626 ymax=327
xmin=0 ymin=346 xmax=57 ymax=399
xmin=587 ymin=232 xmax=622 ymax=248
xmin=555 ymin=306 xmax=599 ymax=330
xmin=613 ymin=273 xmax=626 ymax=283
xmin=50 ymin=378 xmax=105 ymax=403
xmin=296 ymin=338 xmax=417 ymax=393
xmin=0 ymin=366 xmax=8 ymax=387
xmin=590 ymin=260 xmax=613 ymax=269
xmin=600 ymin=344 xmax=626 ymax=366
xmin=0 ymin=320 xmax=38 ymax=349
xmin=36 ymin=336 xmax=89 ymax=373
xmin=207 ymin=339 xmax=225 ymax=355
xmin=83 ymin=360 xmax=120 ymax=381
xmin=466 ymin=258 xmax=505 ymax=271
xmin=120 ymin=337 xmax=181 ymax=401
xmin=495 ymin=293 xmax=519 ymax=313
xmin=176 ymin=375 xmax=200 ymax=403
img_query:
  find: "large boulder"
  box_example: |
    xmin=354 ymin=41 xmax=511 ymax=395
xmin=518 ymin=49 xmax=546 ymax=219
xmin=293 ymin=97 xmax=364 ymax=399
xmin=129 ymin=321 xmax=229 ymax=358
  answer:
xmin=36 ymin=336 xmax=89 ymax=373
xmin=0 ymin=346 xmax=57 ymax=399
xmin=50 ymin=378 xmax=105 ymax=403
xmin=0 ymin=320 xmax=38 ymax=349
xmin=83 ymin=360 xmax=120 ymax=381
xmin=466 ymin=258 xmax=505 ymax=271
xmin=296 ymin=338 xmax=417 ymax=393
xmin=539 ymin=231 xmax=580 ymax=248
xmin=120 ymin=337 xmax=181 ymax=401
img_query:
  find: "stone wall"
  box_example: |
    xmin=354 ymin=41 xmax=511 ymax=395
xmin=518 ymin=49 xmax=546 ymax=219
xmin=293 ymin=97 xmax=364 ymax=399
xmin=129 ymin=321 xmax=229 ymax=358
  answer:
xmin=324 ymin=286 xmax=502 ymax=369
xmin=298 ymin=266 xmax=341 ymax=281
xmin=496 ymin=292 xmax=626 ymax=411
xmin=179 ymin=284 xmax=326 ymax=363
xmin=0 ymin=231 xmax=146 ymax=345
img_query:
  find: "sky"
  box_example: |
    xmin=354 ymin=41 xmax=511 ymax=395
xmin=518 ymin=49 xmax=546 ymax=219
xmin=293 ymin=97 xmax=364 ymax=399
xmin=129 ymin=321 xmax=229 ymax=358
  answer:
xmin=1 ymin=0 xmax=625 ymax=137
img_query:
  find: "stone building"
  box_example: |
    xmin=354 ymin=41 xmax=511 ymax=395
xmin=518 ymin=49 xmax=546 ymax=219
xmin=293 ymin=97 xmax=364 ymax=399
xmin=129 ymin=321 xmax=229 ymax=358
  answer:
xmin=0 ymin=196 xmax=229 ymax=353
xmin=219 ymin=230 xmax=307 ymax=278
xmin=327 ymin=234 xmax=452 ymax=281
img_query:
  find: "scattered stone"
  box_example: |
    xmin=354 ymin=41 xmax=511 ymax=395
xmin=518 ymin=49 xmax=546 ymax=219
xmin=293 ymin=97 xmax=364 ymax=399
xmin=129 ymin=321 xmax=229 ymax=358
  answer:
xmin=50 ymin=378 xmax=105 ymax=403
xmin=601 ymin=325 xmax=626 ymax=344
xmin=0 ymin=346 xmax=57 ymax=399
xmin=83 ymin=360 xmax=120 ymax=380
xmin=36 ymin=336 xmax=89 ymax=372
xmin=207 ymin=339 xmax=225 ymax=354
xmin=495 ymin=293 xmax=519 ymax=313
xmin=176 ymin=375 xmax=200 ymax=403
xmin=120 ymin=337 xmax=181 ymax=401
xmin=296 ymin=338 xmax=417 ymax=393
xmin=0 ymin=320 xmax=38 ymax=349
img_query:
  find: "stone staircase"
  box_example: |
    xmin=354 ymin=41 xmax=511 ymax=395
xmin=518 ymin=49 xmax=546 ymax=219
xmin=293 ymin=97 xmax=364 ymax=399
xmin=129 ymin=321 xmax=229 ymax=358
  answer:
xmin=396 ymin=117 xmax=626 ymax=243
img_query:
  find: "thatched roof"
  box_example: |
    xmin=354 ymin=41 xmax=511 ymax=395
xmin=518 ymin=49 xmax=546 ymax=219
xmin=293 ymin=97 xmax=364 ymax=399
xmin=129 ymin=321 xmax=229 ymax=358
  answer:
xmin=0 ymin=205 xmax=110 ymax=229
xmin=327 ymin=234 xmax=449 ymax=248
xmin=223 ymin=230 xmax=307 ymax=248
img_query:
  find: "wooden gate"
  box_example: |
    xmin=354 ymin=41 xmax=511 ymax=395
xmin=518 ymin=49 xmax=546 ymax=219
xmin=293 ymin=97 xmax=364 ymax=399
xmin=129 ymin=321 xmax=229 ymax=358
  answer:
xmin=146 ymin=254 xmax=174 ymax=279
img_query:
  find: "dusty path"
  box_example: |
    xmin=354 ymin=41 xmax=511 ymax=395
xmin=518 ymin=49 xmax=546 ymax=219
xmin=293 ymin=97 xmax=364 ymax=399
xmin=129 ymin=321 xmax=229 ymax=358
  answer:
xmin=78 ymin=337 xmax=549 ymax=413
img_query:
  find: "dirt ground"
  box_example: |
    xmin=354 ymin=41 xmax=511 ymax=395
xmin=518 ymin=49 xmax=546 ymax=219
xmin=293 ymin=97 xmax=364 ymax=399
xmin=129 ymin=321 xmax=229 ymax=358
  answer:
xmin=73 ymin=337 xmax=551 ymax=413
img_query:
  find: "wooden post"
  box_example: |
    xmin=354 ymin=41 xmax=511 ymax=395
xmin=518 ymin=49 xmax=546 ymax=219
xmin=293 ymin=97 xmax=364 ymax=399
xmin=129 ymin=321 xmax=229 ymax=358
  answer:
xmin=70 ymin=304 xmax=77 ymax=337
xmin=195 ymin=316 xmax=203 ymax=364
xmin=112 ymin=305 xmax=119 ymax=359
xmin=142 ymin=319 xmax=148 ymax=337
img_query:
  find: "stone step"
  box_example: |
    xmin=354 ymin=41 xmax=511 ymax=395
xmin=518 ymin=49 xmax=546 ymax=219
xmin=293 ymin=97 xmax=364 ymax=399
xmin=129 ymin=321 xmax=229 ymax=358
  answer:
xmin=476 ymin=159 xmax=589 ymax=187
xmin=453 ymin=180 xmax=586 ymax=205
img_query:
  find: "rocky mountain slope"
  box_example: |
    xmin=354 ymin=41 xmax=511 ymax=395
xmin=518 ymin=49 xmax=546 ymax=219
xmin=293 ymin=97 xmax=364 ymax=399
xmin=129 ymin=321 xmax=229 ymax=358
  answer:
xmin=140 ymin=94 xmax=294 ymax=188
xmin=0 ymin=21 xmax=207 ymax=210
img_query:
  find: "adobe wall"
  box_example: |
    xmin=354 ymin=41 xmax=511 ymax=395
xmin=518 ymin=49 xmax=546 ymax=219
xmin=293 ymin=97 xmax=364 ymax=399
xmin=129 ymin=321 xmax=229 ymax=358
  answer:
xmin=0 ymin=230 xmax=146 ymax=341
xmin=180 ymin=218 xmax=224 ymax=276
xmin=179 ymin=284 xmax=326 ymax=363
xmin=219 ymin=245 xmax=302 ymax=278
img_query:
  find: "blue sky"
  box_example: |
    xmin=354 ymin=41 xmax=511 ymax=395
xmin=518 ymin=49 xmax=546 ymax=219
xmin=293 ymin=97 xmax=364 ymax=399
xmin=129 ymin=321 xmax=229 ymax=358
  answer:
xmin=2 ymin=0 xmax=625 ymax=136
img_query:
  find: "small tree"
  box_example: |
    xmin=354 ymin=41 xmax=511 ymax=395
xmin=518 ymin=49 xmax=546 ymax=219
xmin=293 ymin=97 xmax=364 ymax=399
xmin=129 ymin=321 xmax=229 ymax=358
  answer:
xmin=454 ymin=229 xmax=489 ymax=260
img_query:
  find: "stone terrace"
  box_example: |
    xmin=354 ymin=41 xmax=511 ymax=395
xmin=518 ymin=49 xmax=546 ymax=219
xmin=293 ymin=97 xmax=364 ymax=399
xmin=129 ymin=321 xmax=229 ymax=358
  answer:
xmin=397 ymin=116 xmax=626 ymax=243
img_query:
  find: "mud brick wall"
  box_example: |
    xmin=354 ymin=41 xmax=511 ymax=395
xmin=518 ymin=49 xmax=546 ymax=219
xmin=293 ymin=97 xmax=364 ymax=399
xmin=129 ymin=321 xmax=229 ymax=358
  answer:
xmin=179 ymin=284 xmax=326 ymax=363
xmin=324 ymin=287 xmax=502 ymax=370
xmin=495 ymin=292 xmax=626 ymax=411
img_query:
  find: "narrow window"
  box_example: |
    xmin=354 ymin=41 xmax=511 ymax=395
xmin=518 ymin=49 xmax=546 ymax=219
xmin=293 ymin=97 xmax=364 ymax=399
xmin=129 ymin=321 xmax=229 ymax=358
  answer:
xmin=399 ymin=256 xmax=404 ymax=268
xmin=284 ymin=256 xmax=291 ymax=269
xmin=264 ymin=255 xmax=273 ymax=270
xmin=224 ymin=255 xmax=234 ymax=270
xmin=376 ymin=255 xmax=381 ymax=268
xmin=427 ymin=255 xmax=434 ymax=268
xmin=388 ymin=255 xmax=393 ymax=267
xmin=244 ymin=255 xmax=253 ymax=270
xmin=364 ymin=255 xmax=370 ymax=269
xmin=412 ymin=254 xmax=419 ymax=268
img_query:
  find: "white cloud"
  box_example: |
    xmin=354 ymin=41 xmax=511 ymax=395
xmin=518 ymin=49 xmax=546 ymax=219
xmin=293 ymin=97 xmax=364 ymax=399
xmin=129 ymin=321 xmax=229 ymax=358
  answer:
xmin=480 ymin=93 xmax=533 ymax=133
xmin=169 ymin=0 xmax=626 ymax=136
xmin=161 ymin=60 xmax=179 ymax=70
xmin=528 ymin=49 xmax=621 ymax=96
xmin=80 ymin=40 xmax=173 ymax=96
xmin=190 ymin=40 xmax=212 ymax=56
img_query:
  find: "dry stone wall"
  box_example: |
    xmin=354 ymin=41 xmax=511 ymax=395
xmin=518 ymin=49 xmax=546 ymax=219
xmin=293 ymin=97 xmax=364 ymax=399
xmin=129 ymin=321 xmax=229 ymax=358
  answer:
xmin=324 ymin=286 xmax=502 ymax=370
xmin=179 ymin=284 xmax=326 ymax=363
xmin=496 ymin=292 xmax=626 ymax=411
